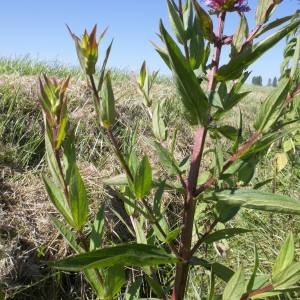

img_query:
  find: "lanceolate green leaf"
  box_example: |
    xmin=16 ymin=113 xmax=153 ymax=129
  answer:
xmin=132 ymin=218 xmax=147 ymax=244
xmin=167 ymin=0 xmax=186 ymax=43
xmin=206 ymin=189 xmax=300 ymax=215
xmin=192 ymin=0 xmax=214 ymax=42
xmin=291 ymin=35 xmax=300 ymax=78
xmin=183 ymin=0 xmax=193 ymax=34
xmin=69 ymin=165 xmax=88 ymax=229
xmin=145 ymin=275 xmax=166 ymax=298
xmin=190 ymin=258 xmax=234 ymax=282
xmin=50 ymin=244 xmax=177 ymax=271
xmin=255 ymin=0 xmax=279 ymax=25
xmin=247 ymin=246 xmax=259 ymax=292
xmin=50 ymin=216 xmax=105 ymax=297
xmin=50 ymin=215 xmax=83 ymax=253
xmin=85 ymin=270 xmax=105 ymax=297
xmin=62 ymin=135 xmax=76 ymax=184
xmin=138 ymin=61 xmax=147 ymax=88
xmin=203 ymin=228 xmax=251 ymax=244
xmin=100 ymin=71 xmax=115 ymax=128
xmin=103 ymin=265 xmax=125 ymax=299
xmin=272 ymin=262 xmax=300 ymax=290
xmin=152 ymin=101 xmax=167 ymax=141
xmin=222 ymin=266 xmax=246 ymax=300
xmin=165 ymin=226 xmax=181 ymax=242
xmin=152 ymin=41 xmax=171 ymax=69
xmin=43 ymin=177 xmax=74 ymax=227
xmin=45 ymin=133 xmax=64 ymax=187
xmin=256 ymin=15 xmax=293 ymax=38
xmin=159 ymin=21 xmax=208 ymax=125
xmin=189 ymin=22 xmax=205 ymax=70
xmin=272 ymin=232 xmax=294 ymax=278
xmin=56 ymin=115 xmax=67 ymax=149
xmin=244 ymin=125 xmax=299 ymax=158
xmin=90 ymin=205 xmax=105 ymax=251
xmin=214 ymin=202 xmax=240 ymax=224
xmin=68 ymin=26 xmax=86 ymax=72
xmin=252 ymin=275 xmax=270 ymax=292
xmin=238 ymin=156 xmax=257 ymax=184
xmin=208 ymin=271 xmax=215 ymax=300
xmin=153 ymin=141 xmax=181 ymax=176
xmin=231 ymin=14 xmax=248 ymax=56
xmin=153 ymin=219 xmax=170 ymax=243
xmin=125 ymin=278 xmax=142 ymax=300
xmin=103 ymin=173 xmax=128 ymax=186
xmin=222 ymin=159 xmax=246 ymax=176
xmin=216 ymin=19 xmax=300 ymax=81
xmin=215 ymin=125 xmax=238 ymax=141
xmin=254 ymin=78 xmax=291 ymax=133
xmin=134 ymin=156 xmax=152 ymax=199
xmin=98 ymin=40 xmax=113 ymax=92
xmin=215 ymin=75 xmax=250 ymax=119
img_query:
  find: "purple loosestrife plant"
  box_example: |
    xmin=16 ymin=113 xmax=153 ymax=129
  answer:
xmin=204 ymin=0 xmax=250 ymax=13
xmin=39 ymin=1 xmax=300 ymax=299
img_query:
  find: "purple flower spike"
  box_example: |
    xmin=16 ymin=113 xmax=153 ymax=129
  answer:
xmin=204 ymin=0 xmax=250 ymax=13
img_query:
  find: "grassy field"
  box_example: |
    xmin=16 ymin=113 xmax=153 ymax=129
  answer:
xmin=0 ymin=58 xmax=299 ymax=299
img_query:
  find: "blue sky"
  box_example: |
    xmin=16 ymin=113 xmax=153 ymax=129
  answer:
xmin=0 ymin=0 xmax=298 ymax=84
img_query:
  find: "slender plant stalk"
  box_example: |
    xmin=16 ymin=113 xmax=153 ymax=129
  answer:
xmin=107 ymin=127 xmax=134 ymax=181
xmin=89 ymin=74 xmax=101 ymax=117
xmin=173 ymin=11 xmax=226 ymax=300
xmin=88 ymin=72 xmax=180 ymax=258
xmin=88 ymin=74 xmax=134 ymax=181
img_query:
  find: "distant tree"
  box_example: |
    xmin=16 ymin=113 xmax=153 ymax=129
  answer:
xmin=258 ymin=75 xmax=262 ymax=86
xmin=272 ymin=76 xmax=277 ymax=87
xmin=252 ymin=75 xmax=262 ymax=86
xmin=267 ymin=78 xmax=272 ymax=86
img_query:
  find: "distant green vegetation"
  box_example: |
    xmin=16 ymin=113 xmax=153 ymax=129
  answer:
xmin=0 ymin=56 xmax=81 ymax=77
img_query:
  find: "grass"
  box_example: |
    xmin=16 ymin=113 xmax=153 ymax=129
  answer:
xmin=0 ymin=58 xmax=299 ymax=299
xmin=0 ymin=56 xmax=82 ymax=78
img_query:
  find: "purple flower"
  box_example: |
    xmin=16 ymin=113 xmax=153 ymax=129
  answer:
xmin=204 ymin=0 xmax=250 ymax=12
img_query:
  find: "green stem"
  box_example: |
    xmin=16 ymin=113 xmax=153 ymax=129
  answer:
xmin=89 ymin=74 xmax=101 ymax=117
xmin=107 ymin=127 xmax=134 ymax=182
xmin=88 ymin=73 xmax=134 ymax=181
